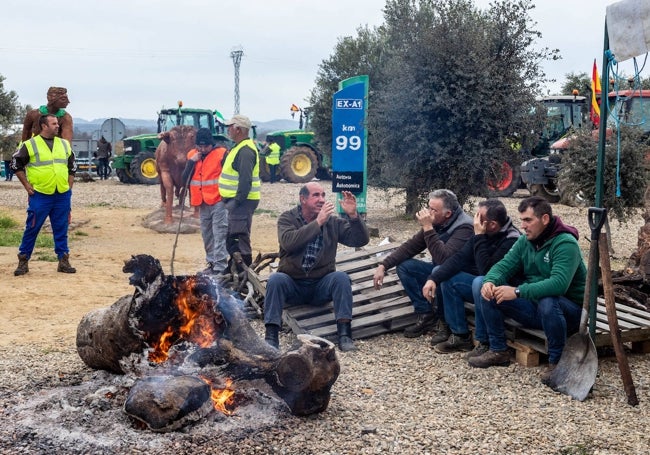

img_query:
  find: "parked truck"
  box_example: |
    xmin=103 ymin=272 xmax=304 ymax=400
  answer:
xmin=113 ymin=103 xmax=229 ymax=184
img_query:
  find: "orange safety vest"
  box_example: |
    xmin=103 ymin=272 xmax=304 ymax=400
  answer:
xmin=187 ymin=146 xmax=227 ymax=206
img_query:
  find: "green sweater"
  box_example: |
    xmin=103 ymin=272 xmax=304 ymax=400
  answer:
xmin=484 ymin=232 xmax=586 ymax=305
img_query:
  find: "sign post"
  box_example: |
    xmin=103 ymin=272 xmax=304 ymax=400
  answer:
xmin=331 ymin=75 xmax=368 ymax=215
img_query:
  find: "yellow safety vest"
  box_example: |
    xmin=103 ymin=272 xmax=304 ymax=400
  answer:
xmin=219 ymin=138 xmax=260 ymax=200
xmin=266 ymin=142 xmax=281 ymax=165
xmin=24 ymin=136 xmax=72 ymax=194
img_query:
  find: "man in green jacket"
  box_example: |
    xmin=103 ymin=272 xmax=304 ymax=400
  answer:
xmin=468 ymin=196 xmax=586 ymax=383
xmin=263 ymin=182 xmax=369 ymax=352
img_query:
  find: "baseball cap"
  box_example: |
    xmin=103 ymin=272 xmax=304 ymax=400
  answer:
xmin=224 ymin=114 xmax=252 ymax=129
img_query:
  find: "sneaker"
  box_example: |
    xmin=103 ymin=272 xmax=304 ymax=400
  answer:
xmin=403 ymin=312 xmax=437 ymax=338
xmin=540 ymin=363 xmax=558 ymax=385
xmin=467 ymin=349 xmax=511 ymax=368
xmin=434 ymin=333 xmax=473 ymax=353
xmin=464 ymin=342 xmax=489 ymax=360
xmin=428 ymin=320 xmax=451 ymax=345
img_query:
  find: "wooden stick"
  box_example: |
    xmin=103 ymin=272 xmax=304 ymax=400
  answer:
xmin=599 ymin=232 xmax=639 ymax=406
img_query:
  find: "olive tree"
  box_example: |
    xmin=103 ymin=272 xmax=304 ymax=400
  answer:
xmin=371 ymin=0 xmax=560 ymax=212
xmin=0 ymin=75 xmax=19 ymax=130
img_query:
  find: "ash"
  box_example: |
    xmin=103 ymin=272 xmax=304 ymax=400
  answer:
xmin=0 ymin=348 xmax=291 ymax=455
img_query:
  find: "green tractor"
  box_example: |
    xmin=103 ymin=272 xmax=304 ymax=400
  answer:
xmin=260 ymin=130 xmax=330 ymax=183
xmin=113 ymin=103 xmax=228 ymax=184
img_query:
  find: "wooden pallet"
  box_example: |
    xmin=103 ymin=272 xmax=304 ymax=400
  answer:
xmin=282 ymin=243 xmax=421 ymax=340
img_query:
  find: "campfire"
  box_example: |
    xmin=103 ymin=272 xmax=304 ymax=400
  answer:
xmin=76 ymin=254 xmax=341 ymax=432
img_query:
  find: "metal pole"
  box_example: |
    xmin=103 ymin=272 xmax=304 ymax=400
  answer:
xmin=590 ymin=19 xmax=610 ymax=337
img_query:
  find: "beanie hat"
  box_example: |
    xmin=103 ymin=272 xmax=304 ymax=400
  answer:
xmin=195 ymin=128 xmax=214 ymax=146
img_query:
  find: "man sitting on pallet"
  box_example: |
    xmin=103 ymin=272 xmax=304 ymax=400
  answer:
xmin=263 ymin=182 xmax=369 ymax=352
xmin=422 ymin=199 xmax=521 ymax=354
xmin=469 ymin=196 xmax=586 ymax=383
xmin=373 ymin=189 xmax=473 ymax=343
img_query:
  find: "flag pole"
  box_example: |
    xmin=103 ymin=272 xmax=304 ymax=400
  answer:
xmin=589 ymin=19 xmax=610 ymax=337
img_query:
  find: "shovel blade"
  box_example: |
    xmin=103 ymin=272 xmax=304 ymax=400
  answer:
xmin=546 ymin=333 xmax=598 ymax=401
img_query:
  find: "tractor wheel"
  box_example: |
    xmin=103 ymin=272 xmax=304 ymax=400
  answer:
xmin=528 ymin=183 xmax=561 ymax=203
xmin=280 ymin=146 xmax=318 ymax=183
xmin=130 ymin=151 xmax=159 ymax=185
xmin=486 ymin=161 xmax=521 ymax=197
xmin=259 ymin=155 xmax=271 ymax=182
xmin=116 ymin=167 xmax=138 ymax=184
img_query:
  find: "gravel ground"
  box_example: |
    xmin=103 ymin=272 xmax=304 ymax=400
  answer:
xmin=0 ymin=177 xmax=648 ymax=454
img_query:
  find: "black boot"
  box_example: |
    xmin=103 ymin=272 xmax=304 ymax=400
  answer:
xmin=265 ymin=324 xmax=280 ymax=349
xmin=336 ymin=321 xmax=357 ymax=352
xmin=403 ymin=312 xmax=437 ymax=338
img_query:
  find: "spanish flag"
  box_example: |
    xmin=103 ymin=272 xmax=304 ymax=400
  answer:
xmin=590 ymin=59 xmax=602 ymax=127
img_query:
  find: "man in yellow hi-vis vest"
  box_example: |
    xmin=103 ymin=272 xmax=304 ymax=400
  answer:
xmin=12 ymin=114 xmax=77 ymax=276
xmin=219 ymin=114 xmax=260 ymax=268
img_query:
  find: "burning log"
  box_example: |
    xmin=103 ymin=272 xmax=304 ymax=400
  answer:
xmin=76 ymin=254 xmax=340 ymax=425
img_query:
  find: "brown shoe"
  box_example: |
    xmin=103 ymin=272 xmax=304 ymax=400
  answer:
xmin=57 ymin=253 xmax=77 ymax=273
xmin=434 ymin=333 xmax=473 ymax=353
xmin=468 ymin=349 xmax=510 ymax=368
xmin=14 ymin=254 xmax=29 ymax=276
xmin=540 ymin=363 xmax=558 ymax=385
xmin=464 ymin=342 xmax=489 ymax=360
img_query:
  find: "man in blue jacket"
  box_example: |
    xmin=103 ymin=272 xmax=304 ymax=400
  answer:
xmin=422 ymin=199 xmax=521 ymax=353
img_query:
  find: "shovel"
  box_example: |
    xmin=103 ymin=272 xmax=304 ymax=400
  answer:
xmin=546 ymin=207 xmax=606 ymax=401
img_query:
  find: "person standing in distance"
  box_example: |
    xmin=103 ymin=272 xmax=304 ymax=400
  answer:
xmin=219 ymin=114 xmax=260 ymax=269
xmin=181 ymin=128 xmax=229 ymax=275
xmin=12 ymin=114 xmax=77 ymax=276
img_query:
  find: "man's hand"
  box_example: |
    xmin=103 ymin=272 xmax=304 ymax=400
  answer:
xmin=189 ymin=153 xmax=200 ymax=162
xmin=491 ymin=285 xmax=517 ymax=304
xmin=339 ymin=191 xmax=358 ymax=218
xmin=415 ymin=207 xmax=434 ymax=231
xmin=316 ymin=201 xmax=335 ymax=226
xmin=422 ymin=279 xmax=437 ymax=303
xmin=474 ymin=210 xmax=487 ymax=235
xmin=481 ymin=282 xmax=496 ymax=301
xmin=373 ymin=265 xmax=385 ymax=290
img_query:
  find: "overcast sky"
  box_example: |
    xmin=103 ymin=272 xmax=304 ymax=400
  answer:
xmin=0 ymin=0 xmax=634 ymax=122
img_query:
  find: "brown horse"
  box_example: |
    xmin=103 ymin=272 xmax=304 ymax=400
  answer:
xmin=155 ymin=126 xmax=197 ymax=224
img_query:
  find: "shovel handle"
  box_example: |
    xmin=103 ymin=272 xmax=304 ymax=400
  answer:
xmin=588 ymin=207 xmax=607 ymax=241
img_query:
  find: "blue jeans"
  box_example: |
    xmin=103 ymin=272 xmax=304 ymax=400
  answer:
xmin=264 ymin=271 xmax=353 ymax=327
xmin=478 ymin=294 xmax=581 ymax=363
xmin=200 ymin=201 xmax=228 ymax=273
xmin=440 ymin=272 xmax=485 ymax=338
xmin=396 ymin=258 xmax=439 ymax=315
xmin=19 ymin=190 xmax=72 ymax=259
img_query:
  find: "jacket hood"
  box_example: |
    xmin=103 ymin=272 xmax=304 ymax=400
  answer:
xmin=531 ymin=215 xmax=579 ymax=248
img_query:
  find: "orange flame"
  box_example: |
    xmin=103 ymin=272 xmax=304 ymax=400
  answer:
xmin=148 ymin=326 xmax=175 ymax=362
xmin=201 ymin=377 xmax=236 ymax=415
xmin=148 ymin=277 xmax=220 ymax=363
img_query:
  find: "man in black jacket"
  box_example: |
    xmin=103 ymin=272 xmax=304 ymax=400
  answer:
xmin=422 ymin=199 xmax=520 ymax=353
